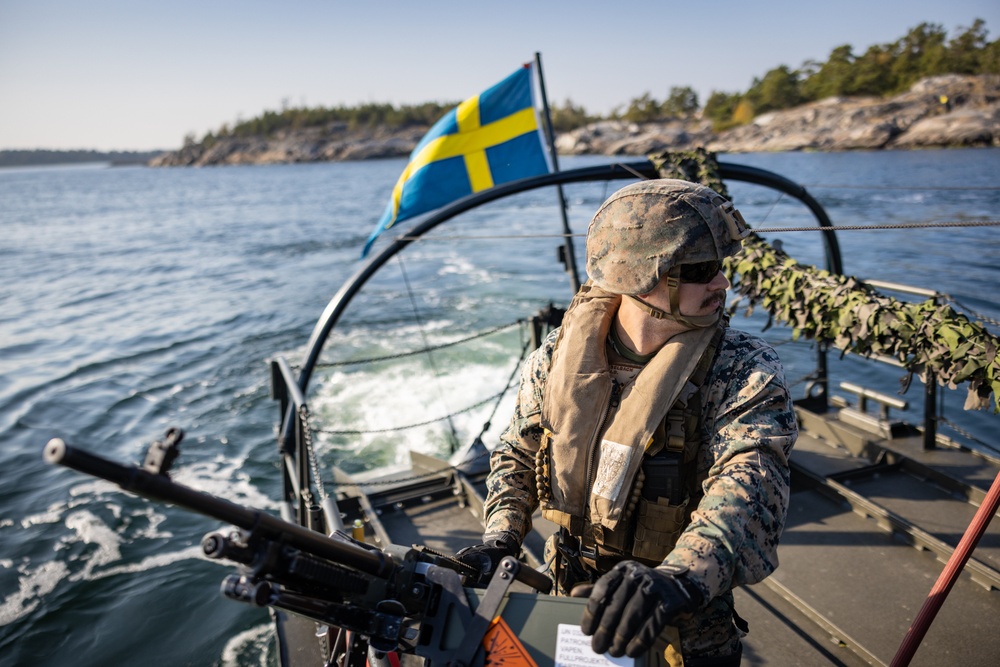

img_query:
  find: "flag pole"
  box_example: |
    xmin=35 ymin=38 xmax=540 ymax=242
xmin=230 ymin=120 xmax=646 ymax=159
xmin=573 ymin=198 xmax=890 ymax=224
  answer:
xmin=534 ymin=52 xmax=581 ymax=294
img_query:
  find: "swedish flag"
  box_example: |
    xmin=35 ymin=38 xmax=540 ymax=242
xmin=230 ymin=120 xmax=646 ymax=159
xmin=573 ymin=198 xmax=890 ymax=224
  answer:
xmin=363 ymin=64 xmax=551 ymax=256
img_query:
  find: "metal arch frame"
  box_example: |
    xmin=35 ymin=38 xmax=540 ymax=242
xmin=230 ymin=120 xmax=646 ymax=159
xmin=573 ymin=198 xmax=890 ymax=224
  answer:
xmin=721 ymin=162 xmax=842 ymax=273
xmin=279 ymin=159 xmax=842 ymax=447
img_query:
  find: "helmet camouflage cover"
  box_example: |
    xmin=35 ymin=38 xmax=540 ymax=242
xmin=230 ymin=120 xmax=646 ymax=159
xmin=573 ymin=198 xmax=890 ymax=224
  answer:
xmin=586 ymin=179 xmax=748 ymax=295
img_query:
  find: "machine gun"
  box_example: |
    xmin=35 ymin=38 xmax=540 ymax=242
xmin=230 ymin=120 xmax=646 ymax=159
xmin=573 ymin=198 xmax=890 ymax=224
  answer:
xmin=42 ymin=430 xmax=559 ymax=667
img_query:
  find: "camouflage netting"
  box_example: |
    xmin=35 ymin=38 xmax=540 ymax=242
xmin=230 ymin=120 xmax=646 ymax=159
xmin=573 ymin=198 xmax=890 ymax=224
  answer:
xmin=651 ymin=149 xmax=1000 ymax=413
xmin=650 ymin=148 xmax=730 ymax=201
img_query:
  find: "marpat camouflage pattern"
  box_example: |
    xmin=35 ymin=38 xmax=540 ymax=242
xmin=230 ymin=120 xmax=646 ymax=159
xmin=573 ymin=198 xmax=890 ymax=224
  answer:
xmin=484 ymin=317 xmax=797 ymax=659
xmin=586 ymin=179 xmax=743 ymax=296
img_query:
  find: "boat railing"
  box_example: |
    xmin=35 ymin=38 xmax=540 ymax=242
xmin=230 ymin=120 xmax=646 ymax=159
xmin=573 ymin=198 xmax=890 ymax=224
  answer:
xmin=270 ymin=355 xmax=344 ymax=535
xmin=285 ymin=160 xmax=845 ymax=428
xmin=840 ymin=279 xmax=945 ymax=450
xmin=272 ymin=160 xmax=854 ymax=522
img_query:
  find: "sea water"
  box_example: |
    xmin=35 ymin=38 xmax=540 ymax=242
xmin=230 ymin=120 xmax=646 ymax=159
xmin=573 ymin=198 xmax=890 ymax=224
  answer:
xmin=1 ymin=150 xmax=999 ymax=666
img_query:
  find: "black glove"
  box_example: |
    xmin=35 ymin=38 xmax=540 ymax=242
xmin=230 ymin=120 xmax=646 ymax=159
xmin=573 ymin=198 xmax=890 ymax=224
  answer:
xmin=455 ymin=530 xmax=520 ymax=586
xmin=580 ymin=561 xmax=702 ymax=658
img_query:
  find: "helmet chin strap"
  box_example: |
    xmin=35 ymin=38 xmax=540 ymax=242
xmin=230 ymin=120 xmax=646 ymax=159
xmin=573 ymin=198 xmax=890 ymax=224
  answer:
xmin=626 ymin=269 xmax=722 ymax=329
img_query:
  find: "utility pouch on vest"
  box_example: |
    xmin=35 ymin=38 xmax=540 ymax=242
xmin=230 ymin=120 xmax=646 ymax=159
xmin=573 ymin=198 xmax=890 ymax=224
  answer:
xmin=641 ymin=449 xmax=685 ymax=505
xmin=632 ymin=495 xmax=689 ymax=562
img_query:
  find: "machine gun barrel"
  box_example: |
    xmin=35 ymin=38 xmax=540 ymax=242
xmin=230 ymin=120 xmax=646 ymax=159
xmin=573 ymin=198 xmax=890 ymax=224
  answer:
xmin=43 ymin=438 xmax=394 ymax=580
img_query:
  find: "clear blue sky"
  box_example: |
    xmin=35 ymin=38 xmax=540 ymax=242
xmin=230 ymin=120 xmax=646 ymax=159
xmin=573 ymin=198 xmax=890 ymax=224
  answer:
xmin=2 ymin=0 xmax=998 ymax=151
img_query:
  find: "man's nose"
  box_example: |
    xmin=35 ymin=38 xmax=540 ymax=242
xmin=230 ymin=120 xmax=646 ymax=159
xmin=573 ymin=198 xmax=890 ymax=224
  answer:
xmin=709 ymin=270 xmax=731 ymax=290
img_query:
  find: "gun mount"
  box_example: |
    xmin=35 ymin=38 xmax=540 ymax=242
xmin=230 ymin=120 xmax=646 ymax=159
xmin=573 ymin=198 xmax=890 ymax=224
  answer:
xmin=42 ymin=431 xmax=560 ymax=667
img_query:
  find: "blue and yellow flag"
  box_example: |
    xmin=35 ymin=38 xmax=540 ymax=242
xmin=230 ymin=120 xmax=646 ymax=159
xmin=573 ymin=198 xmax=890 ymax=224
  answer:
xmin=363 ymin=63 xmax=551 ymax=256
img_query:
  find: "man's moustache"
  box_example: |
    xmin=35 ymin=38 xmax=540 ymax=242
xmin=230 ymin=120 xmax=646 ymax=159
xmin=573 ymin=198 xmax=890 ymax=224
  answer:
xmin=701 ymin=291 xmax=727 ymax=309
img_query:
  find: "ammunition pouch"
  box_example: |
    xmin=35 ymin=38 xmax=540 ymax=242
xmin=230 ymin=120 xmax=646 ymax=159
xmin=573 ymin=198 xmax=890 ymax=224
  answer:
xmin=629 ymin=445 xmax=690 ymax=561
xmin=641 ymin=447 xmax=686 ymax=504
xmin=632 ymin=495 xmax=690 ymax=562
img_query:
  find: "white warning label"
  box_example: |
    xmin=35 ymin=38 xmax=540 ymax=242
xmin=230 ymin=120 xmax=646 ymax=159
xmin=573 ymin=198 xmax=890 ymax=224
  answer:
xmin=591 ymin=440 xmax=631 ymax=500
xmin=554 ymin=623 xmax=635 ymax=667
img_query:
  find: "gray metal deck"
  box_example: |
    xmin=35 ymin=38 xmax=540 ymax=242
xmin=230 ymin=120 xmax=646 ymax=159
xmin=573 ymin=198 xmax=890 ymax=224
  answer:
xmin=323 ymin=400 xmax=1000 ymax=667
xmin=774 ymin=401 xmax=1000 ymax=666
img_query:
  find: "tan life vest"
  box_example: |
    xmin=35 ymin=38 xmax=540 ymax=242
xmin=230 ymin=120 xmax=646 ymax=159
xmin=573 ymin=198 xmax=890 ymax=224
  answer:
xmin=536 ymin=283 xmax=723 ymax=564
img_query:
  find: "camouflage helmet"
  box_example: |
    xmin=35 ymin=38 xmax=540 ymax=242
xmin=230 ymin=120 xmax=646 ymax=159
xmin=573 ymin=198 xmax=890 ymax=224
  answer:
xmin=586 ymin=179 xmax=748 ymax=295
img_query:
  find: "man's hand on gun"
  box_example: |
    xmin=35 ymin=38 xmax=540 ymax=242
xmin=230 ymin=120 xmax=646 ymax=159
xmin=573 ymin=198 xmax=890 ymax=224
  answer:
xmin=455 ymin=530 xmax=521 ymax=586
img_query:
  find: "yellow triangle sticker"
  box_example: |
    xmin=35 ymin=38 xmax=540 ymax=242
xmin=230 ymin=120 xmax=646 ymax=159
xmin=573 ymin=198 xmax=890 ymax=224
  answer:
xmin=483 ymin=616 xmax=539 ymax=667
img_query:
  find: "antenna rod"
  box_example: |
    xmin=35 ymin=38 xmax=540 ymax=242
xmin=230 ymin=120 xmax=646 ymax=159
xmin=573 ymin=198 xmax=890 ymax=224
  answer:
xmin=534 ymin=52 xmax=580 ymax=294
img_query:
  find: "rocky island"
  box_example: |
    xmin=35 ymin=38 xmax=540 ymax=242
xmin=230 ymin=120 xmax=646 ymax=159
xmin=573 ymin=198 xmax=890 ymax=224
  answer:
xmin=150 ymin=75 xmax=999 ymax=168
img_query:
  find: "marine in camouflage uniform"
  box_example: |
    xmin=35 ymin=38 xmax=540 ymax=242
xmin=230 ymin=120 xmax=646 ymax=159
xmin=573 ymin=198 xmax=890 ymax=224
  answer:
xmin=460 ymin=179 xmax=797 ymax=667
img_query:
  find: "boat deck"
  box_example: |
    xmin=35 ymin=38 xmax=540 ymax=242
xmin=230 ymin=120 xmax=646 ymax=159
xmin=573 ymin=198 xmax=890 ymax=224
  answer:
xmin=769 ymin=399 xmax=1000 ymax=666
xmin=346 ymin=471 xmax=881 ymax=666
xmin=311 ymin=399 xmax=1000 ymax=667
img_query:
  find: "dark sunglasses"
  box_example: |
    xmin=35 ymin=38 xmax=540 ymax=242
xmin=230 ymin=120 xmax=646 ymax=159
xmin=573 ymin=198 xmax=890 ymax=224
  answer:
xmin=679 ymin=260 xmax=722 ymax=284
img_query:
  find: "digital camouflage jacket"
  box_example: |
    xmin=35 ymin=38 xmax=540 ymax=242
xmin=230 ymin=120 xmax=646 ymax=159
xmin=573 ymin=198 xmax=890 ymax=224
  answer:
xmin=483 ymin=293 xmax=797 ymax=658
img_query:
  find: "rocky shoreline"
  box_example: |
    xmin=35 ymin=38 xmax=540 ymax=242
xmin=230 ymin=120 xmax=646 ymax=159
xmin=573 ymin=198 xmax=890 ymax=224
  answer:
xmin=150 ymin=75 xmax=1000 ymax=167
